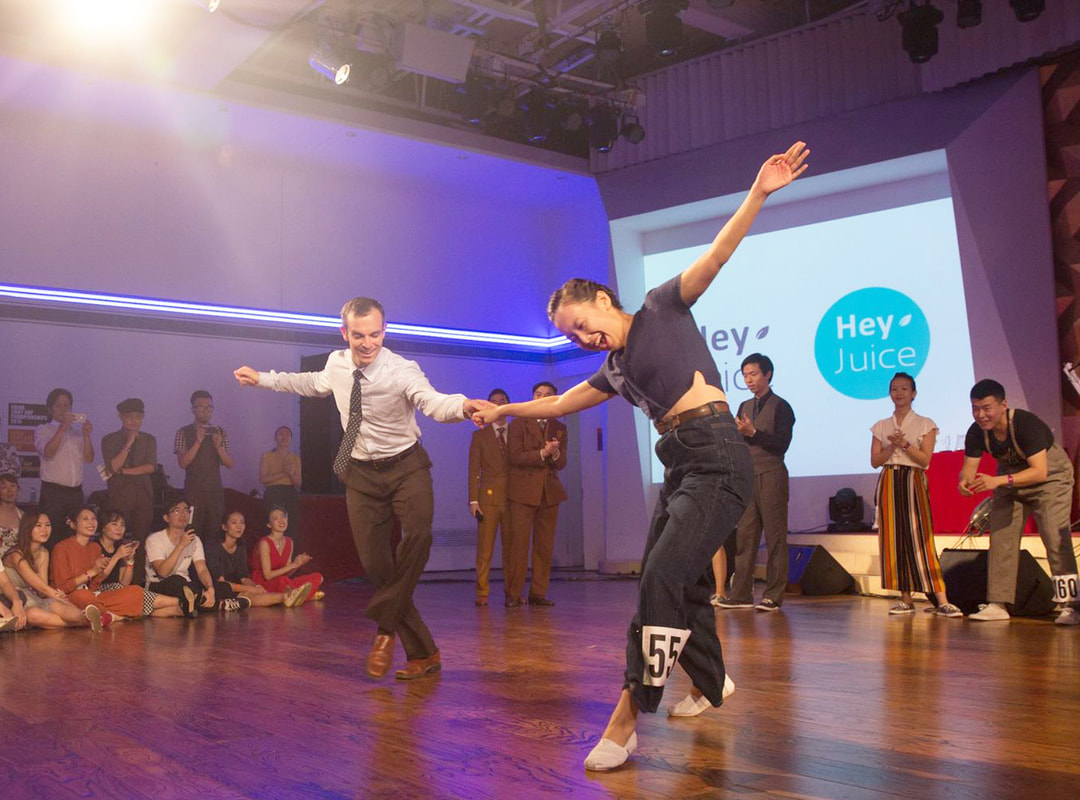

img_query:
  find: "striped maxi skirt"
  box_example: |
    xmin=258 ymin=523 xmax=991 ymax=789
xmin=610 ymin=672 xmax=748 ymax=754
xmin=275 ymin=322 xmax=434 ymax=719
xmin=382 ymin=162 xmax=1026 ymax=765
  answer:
xmin=875 ymin=465 xmax=946 ymax=594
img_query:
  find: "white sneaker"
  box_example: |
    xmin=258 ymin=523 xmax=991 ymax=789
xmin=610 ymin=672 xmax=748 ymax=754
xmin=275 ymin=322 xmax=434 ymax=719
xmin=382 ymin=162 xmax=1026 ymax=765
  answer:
xmin=1054 ymin=607 xmax=1079 ymax=626
xmin=970 ymin=602 xmax=1010 ymax=621
xmin=584 ymin=732 xmax=637 ymax=772
xmin=667 ymin=674 xmax=736 ymax=717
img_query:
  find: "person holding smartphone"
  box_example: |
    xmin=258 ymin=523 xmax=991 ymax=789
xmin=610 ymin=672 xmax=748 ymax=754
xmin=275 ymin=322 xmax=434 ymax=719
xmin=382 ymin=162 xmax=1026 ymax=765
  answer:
xmin=145 ymin=494 xmax=246 ymax=615
xmin=175 ymin=390 xmax=233 ymax=543
xmin=34 ymin=387 xmax=94 ymax=546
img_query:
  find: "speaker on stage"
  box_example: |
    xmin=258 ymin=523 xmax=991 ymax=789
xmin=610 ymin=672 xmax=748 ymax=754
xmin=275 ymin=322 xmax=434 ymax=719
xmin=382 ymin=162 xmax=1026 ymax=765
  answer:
xmin=786 ymin=545 xmax=855 ymax=595
xmin=940 ymin=549 xmax=1055 ymax=617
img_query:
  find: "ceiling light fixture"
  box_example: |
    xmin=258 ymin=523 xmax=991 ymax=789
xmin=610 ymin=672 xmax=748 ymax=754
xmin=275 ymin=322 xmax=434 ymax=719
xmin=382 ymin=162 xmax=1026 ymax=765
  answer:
xmin=898 ymin=1 xmax=944 ymax=64
xmin=309 ymin=53 xmax=351 ymax=86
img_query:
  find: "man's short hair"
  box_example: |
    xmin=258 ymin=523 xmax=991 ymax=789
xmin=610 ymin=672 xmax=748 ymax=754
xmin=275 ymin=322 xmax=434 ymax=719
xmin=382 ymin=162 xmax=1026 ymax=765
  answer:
xmin=340 ymin=297 xmax=386 ymax=326
xmin=190 ymin=390 xmax=212 ymax=406
xmin=46 ymin=388 xmax=72 ymax=409
xmin=533 ymin=381 xmax=557 ymax=395
xmin=488 ymin=388 xmax=509 ymax=402
xmin=741 ymin=353 xmax=774 ymax=381
xmin=970 ymin=379 xmax=1006 ymax=402
xmin=0 ymin=472 xmax=18 ymax=486
xmin=163 ymin=491 xmax=190 ymax=514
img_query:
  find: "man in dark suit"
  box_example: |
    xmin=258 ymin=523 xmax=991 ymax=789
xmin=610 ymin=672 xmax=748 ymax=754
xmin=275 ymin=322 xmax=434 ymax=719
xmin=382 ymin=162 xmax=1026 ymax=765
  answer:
xmin=507 ymin=381 xmax=568 ymax=607
xmin=468 ymin=388 xmax=512 ymax=607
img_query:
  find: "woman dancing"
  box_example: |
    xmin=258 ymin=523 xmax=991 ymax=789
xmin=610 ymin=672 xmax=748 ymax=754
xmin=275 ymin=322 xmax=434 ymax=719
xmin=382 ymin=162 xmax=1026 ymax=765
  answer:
xmin=473 ymin=142 xmax=809 ymax=770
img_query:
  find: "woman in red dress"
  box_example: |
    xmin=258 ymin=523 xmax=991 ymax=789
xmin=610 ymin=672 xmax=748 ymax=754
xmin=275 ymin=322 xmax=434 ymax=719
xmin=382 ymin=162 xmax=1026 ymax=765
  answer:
xmin=250 ymin=507 xmax=323 ymax=596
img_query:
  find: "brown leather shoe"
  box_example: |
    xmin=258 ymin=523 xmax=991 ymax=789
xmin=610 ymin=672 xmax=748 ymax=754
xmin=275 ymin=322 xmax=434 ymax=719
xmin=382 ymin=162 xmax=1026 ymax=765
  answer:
xmin=475 ymin=597 xmax=488 ymax=607
xmin=504 ymin=596 xmax=523 ymax=608
xmin=366 ymin=633 xmax=395 ymax=679
xmin=528 ymin=596 xmax=555 ymax=607
xmin=395 ymin=649 xmax=441 ymax=680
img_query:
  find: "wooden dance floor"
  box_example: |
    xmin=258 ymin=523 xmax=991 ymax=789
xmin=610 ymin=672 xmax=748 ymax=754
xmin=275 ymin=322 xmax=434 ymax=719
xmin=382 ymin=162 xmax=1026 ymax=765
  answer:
xmin=1 ymin=578 xmax=1077 ymax=800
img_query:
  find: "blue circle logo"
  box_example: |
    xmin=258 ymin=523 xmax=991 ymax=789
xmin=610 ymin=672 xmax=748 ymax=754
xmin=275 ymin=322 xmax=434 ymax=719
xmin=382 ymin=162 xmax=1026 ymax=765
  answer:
xmin=814 ymin=288 xmax=930 ymax=400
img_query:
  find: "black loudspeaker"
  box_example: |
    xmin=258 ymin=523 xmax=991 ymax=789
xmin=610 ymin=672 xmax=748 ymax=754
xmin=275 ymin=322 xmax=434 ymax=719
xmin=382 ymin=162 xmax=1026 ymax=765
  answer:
xmin=940 ymin=549 xmax=1055 ymax=617
xmin=786 ymin=545 xmax=855 ymax=595
xmin=298 ymin=352 xmax=345 ymax=496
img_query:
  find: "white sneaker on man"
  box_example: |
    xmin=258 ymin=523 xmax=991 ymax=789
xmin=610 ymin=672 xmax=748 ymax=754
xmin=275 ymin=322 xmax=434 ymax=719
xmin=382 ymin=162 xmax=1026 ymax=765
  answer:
xmin=1054 ymin=607 xmax=1079 ymax=626
xmin=970 ymin=602 xmax=1010 ymax=621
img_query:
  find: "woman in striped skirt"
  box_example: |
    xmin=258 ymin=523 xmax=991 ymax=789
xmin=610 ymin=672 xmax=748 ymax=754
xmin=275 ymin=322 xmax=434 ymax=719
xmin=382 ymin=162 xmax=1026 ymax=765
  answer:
xmin=871 ymin=372 xmax=961 ymax=617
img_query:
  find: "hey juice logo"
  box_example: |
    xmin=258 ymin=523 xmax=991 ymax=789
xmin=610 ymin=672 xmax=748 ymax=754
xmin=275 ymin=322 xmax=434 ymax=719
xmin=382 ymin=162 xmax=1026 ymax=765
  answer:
xmin=814 ymin=287 xmax=930 ymax=400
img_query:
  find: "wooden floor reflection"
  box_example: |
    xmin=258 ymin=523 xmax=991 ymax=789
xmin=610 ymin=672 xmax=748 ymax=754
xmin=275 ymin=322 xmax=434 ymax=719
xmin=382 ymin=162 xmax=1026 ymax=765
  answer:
xmin=1 ymin=579 xmax=1078 ymax=799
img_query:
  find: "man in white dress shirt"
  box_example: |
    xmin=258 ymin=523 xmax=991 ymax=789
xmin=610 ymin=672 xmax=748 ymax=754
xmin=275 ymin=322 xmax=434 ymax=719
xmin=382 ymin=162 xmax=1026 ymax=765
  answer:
xmin=34 ymin=388 xmax=94 ymax=547
xmin=234 ymin=296 xmax=490 ymax=681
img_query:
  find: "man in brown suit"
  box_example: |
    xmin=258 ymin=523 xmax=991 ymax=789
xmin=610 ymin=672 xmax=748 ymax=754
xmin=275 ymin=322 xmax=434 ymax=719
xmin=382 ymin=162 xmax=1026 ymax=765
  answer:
xmin=468 ymin=388 xmax=511 ymax=607
xmin=507 ymin=381 xmax=568 ymax=607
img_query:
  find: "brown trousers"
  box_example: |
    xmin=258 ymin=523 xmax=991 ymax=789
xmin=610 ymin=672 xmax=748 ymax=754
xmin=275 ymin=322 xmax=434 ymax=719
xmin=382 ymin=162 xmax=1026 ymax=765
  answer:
xmin=342 ymin=446 xmax=437 ymax=660
xmin=475 ymin=502 xmax=509 ymax=600
xmin=507 ymin=501 xmax=560 ymax=601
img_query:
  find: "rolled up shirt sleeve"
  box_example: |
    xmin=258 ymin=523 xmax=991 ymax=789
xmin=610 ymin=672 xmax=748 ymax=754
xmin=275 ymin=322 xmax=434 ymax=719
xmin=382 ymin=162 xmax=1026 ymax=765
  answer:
xmin=257 ymin=370 xmax=333 ymax=398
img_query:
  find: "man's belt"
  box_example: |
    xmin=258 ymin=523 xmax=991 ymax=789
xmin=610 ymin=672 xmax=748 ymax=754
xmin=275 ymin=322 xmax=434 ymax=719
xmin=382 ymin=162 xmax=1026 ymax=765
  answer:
xmin=350 ymin=442 xmax=420 ymax=471
xmin=654 ymin=401 xmax=730 ymax=435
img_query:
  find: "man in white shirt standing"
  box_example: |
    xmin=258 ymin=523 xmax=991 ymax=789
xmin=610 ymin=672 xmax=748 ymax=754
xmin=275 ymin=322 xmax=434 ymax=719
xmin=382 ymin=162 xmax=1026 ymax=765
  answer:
xmin=234 ymin=296 xmax=491 ymax=681
xmin=34 ymin=388 xmax=94 ymax=547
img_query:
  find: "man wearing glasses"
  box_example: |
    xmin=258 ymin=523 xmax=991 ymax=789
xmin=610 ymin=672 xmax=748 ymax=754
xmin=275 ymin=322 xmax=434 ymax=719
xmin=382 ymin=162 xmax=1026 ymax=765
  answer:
xmin=174 ymin=390 xmax=234 ymax=542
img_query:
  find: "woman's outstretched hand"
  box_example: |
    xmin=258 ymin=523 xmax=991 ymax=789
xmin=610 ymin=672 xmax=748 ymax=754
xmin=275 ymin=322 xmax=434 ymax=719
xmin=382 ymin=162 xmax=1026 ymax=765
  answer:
xmin=754 ymin=141 xmax=810 ymax=195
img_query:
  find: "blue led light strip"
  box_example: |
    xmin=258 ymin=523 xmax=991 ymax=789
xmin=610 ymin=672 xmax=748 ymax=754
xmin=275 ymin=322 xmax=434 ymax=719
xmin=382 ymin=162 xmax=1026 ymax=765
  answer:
xmin=0 ymin=283 xmax=572 ymax=351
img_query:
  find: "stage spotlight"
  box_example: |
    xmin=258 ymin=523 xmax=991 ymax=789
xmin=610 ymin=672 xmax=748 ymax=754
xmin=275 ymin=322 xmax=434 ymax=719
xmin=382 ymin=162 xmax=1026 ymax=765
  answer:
xmin=1009 ymin=0 xmax=1044 ymax=22
xmin=309 ymin=53 xmax=351 ymax=85
xmin=620 ymin=113 xmax=645 ymax=144
xmin=595 ymin=28 xmax=621 ymax=64
xmin=589 ymin=105 xmax=620 ymax=153
xmin=643 ymin=0 xmax=688 ymax=58
xmin=956 ymin=0 xmax=981 ymax=28
xmin=556 ymin=102 xmax=586 ymax=133
xmin=898 ymin=1 xmax=944 ymax=64
xmin=520 ymin=87 xmax=556 ymax=142
xmin=827 ymin=488 xmax=866 ymax=533
xmin=458 ymin=74 xmax=493 ymax=126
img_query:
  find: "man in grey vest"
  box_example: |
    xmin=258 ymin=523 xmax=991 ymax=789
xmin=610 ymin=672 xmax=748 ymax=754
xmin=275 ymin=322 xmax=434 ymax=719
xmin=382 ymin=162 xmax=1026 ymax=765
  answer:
xmin=718 ymin=353 xmax=795 ymax=612
xmin=174 ymin=390 xmax=234 ymax=543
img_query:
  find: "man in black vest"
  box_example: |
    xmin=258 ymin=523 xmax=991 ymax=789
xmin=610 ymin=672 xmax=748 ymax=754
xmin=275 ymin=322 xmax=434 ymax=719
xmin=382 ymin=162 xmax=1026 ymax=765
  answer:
xmin=174 ymin=390 xmax=234 ymax=543
xmin=718 ymin=353 xmax=795 ymax=612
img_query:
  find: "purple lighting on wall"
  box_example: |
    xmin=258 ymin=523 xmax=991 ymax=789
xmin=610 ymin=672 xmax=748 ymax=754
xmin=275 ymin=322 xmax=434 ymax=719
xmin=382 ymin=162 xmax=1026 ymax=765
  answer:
xmin=0 ymin=282 xmax=572 ymax=351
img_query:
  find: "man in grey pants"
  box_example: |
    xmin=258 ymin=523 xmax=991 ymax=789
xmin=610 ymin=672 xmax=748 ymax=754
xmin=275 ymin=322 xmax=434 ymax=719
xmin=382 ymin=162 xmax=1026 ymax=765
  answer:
xmin=960 ymin=379 xmax=1079 ymax=625
xmin=718 ymin=353 xmax=795 ymax=613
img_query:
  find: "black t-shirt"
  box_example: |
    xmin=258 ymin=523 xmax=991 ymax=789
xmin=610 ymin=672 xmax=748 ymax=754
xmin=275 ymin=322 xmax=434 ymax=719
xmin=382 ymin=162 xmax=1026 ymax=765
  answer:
xmin=964 ymin=409 xmax=1054 ymax=475
xmin=205 ymin=540 xmax=250 ymax=585
xmin=587 ymin=275 xmax=725 ymax=421
xmin=97 ymin=541 xmax=128 ymax=585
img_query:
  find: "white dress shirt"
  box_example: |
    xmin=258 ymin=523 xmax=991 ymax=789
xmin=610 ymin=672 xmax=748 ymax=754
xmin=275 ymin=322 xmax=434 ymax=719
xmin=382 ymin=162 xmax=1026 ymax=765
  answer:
xmin=33 ymin=421 xmax=87 ymax=487
xmin=257 ymin=347 xmax=467 ymax=460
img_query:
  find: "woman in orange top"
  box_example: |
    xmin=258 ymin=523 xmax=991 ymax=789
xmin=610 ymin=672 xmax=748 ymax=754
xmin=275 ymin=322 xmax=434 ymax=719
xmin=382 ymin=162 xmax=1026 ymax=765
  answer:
xmin=51 ymin=506 xmax=183 ymax=619
xmin=2 ymin=511 xmax=105 ymax=630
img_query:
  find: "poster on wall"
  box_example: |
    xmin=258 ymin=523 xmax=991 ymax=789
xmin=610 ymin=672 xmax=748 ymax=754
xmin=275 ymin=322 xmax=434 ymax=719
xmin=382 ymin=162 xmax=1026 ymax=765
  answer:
xmin=8 ymin=403 xmax=49 ymax=427
xmin=18 ymin=455 xmax=40 ymax=478
xmin=7 ymin=429 xmax=35 ymax=452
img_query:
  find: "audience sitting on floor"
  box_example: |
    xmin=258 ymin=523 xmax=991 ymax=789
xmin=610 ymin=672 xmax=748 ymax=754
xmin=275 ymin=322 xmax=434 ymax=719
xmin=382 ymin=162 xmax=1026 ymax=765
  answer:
xmin=88 ymin=507 xmax=184 ymax=618
xmin=207 ymin=510 xmax=310 ymax=608
xmin=2 ymin=512 xmax=107 ymax=631
xmin=0 ymin=472 xmax=22 ymax=555
xmin=51 ymin=506 xmax=183 ymax=621
xmin=250 ymin=507 xmax=323 ymax=599
xmin=145 ymin=494 xmax=245 ymax=616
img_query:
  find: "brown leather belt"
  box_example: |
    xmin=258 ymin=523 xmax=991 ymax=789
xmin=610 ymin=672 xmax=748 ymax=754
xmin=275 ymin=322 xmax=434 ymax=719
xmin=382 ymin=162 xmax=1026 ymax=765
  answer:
xmin=351 ymin=442 xmax=420 ymax=471
xmin=655 ymin=401 xmax=730 ymax=435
